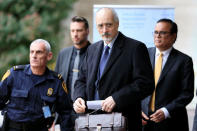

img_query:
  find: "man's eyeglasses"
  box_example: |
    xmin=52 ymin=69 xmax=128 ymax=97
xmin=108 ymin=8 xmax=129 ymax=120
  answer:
xmin=153 ymin=31 xmax=171 ymax=36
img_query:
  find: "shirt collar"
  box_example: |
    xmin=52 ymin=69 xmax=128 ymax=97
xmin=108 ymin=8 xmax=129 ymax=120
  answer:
xmin=73 ymin=41 xmax=90 ymax=54
xmin=25 ymin=64 xmax=54 ymax=79
xmin=156 ymin=47 xmax=172 ymax=57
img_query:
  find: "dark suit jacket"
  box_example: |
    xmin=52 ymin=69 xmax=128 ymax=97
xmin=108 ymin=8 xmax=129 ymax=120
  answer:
xmin=74 ymin=32 xmax=155 ymax=131
xmin=55 ymin=46 xmax=74 ymax=84
xmin=142 ymin=47 xmax=194 ymax=131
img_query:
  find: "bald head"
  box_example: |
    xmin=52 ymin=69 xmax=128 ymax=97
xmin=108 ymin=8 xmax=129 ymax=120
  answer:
xmin=96 ymin=8 xmax=119 ymax=23
xmin=96 ymin=8 xmax=119 ymax=44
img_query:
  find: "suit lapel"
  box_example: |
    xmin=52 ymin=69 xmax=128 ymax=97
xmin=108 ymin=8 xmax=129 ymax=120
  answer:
xmin=100 ymin=33 xmax=124 ymax=79
xmin=148 ymin=48 xmax=156 ymax=70
xmin=91 ymin=41 xmax=103 ymax=81
xmin=63 ymin=47 xmax=73 ymax=80
xmin=158 ymin=48 xmax=177 ymax=83
xmin=147 ymin=48 xmax=156 ymax=103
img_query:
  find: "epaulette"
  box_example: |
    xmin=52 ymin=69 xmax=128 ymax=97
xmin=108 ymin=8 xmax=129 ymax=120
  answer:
xmin=13 ymin=65 xmax=25 ymax=70
xmin=1 ymin=70 xmax=10 ymax=81
xmin=52 ymin=71 xmax=63 ymax=80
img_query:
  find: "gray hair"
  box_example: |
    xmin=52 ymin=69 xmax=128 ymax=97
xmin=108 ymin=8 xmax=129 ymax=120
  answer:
xmin=30 ymin=39 xmax=51 ymax=52
xmin=96 ymin=7 xmax=119 ymax=23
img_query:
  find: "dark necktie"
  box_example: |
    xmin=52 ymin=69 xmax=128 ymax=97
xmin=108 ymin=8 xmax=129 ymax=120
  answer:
xmin=71 ymin=50 xmax=80 ymax=101
xmin=94 ymin=45 xmax=110 ymax=100
xmin=99 ymin=45 xmax=110 ymax=77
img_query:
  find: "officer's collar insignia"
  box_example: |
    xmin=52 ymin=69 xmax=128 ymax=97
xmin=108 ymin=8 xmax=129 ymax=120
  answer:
xmin=58 ymin=74 xmax=62 ymax=79
xmin=47 ymin=88 xmax=53 ymax=96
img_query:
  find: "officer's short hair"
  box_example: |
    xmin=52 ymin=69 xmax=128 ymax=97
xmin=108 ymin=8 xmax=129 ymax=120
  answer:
xmin=71 ymin=16 xmax=89 ymax=29
xmin=30 ymin=39 xmax=51 ymax=52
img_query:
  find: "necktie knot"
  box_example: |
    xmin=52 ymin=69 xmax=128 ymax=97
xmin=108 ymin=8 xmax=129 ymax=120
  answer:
xmin=104 ymin=46 xmax=110 ymax=55
xmin=76 ymin=50 xmax=80 ymax=55
xmin=159 ymin=52 xmax=163 ymax=57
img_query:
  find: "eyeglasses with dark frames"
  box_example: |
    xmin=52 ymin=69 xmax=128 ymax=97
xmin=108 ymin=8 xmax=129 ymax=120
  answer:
xmin=153 ymin=31 xmax=171 ymax=36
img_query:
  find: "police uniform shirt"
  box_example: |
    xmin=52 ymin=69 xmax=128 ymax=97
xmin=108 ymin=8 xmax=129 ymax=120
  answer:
xmin=0 ymin=64 xmax=72 ymax=130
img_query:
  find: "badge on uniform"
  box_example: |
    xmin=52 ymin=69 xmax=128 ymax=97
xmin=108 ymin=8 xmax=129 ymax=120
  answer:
xmin=42 ymin=106 xmax=52 ymax=118
xmin=47 ymin=88 xmax=53 ymax=96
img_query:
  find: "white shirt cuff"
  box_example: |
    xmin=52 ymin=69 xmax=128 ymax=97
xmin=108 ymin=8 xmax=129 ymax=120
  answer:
xmin=161 ymin=107 xmax=171 ymax=119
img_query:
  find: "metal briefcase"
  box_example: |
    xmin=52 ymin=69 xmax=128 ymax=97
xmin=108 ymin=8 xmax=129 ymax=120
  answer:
xmin=75 ymin=112 xmax=127 ymax=131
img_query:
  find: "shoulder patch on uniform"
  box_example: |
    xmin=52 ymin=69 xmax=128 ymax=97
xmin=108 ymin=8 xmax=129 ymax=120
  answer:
xmin=62 ymin=81 xmax=68 ymax=94
xmin=51 ymin=72 xmax=67 ymax=93
xmin=1 ymin=70 xmax=10 ymax=81
xmin=13 ymin=65 xmax=25 ymax=70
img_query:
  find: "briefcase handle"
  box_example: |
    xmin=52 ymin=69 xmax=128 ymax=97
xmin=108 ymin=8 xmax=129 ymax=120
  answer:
xmin=89 ymin=109 xmax=102 ymax=115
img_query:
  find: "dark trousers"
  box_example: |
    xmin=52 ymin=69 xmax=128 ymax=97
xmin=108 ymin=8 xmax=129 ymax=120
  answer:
xmin=143 ymin=120 xmax=157 ymax=131
xmin=6 ymin=119 xmax=48 ymax=131
xmin=71 ymin=110 xmax=78 ymax=130
xmin=8 ymin=128 xmax=47 ymax=131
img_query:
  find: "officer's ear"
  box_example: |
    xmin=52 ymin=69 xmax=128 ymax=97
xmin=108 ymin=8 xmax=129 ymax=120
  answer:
xmin=47 ymin=51 xmax=53 ymax=61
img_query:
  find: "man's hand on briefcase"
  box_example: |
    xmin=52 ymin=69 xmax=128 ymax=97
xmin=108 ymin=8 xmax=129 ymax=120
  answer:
xmin=73 ymin=98 xmax=86 ymax=113
xmin=101 ymin=96 xmax=116 ymax=112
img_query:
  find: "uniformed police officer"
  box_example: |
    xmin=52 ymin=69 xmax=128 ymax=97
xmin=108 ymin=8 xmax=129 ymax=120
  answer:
xmin=0 ymin=39 xmax=72 ymax=131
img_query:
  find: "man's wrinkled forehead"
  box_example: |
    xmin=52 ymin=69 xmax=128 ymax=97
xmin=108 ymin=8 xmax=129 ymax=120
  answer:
xmin=30 ymin=42 xmax=46 ymax=52
xmin=96 ymin=10 xmax=115 ymax=24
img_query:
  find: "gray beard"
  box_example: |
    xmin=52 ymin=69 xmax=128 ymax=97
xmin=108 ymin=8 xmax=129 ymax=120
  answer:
xmin=103 ymin=37 xmax=113 ymax=43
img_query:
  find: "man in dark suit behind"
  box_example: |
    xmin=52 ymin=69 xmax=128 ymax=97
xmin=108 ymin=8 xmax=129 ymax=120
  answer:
xmin=73 ymin=7 xmax=154 ymax=131
xmin=55 ymin=16 xmax=90 ymax=129
xmin=141 ymin=18 xmax=194 ymax=131
xmin=55 ymin=16 xmax=90 ymax=101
